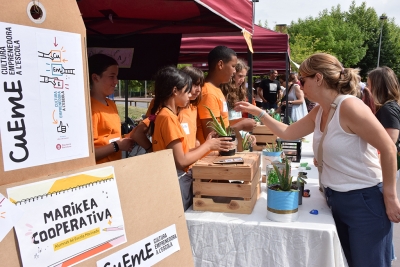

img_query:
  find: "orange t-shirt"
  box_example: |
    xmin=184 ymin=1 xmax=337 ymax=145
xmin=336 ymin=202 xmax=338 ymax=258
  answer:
xmin=143 ymin=104 xmax=197 ymax=149
xmin=152 ymin=107 xmax=189 ymax=157
xmin=197 ymin=82 xmax=229 ymax=143
xmin=178 ymin=105 xmax=198 ymax=149
xmin=91 ymin=97 xmax=122 ymax=164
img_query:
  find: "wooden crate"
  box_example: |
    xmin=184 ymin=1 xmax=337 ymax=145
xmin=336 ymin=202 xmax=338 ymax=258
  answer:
xmin=192 ymin=178 xmax=261 ymax=214
xmin=192 ymin=153 xmax=261 ymax=214
xmin=192 ymin=153 xmax=260 ymax=181
xmin=252 ymin=125 xmax=277 ymax=151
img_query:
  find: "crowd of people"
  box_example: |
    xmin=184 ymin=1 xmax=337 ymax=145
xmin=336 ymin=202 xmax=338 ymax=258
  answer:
xmin=88 ymin=47 xmax=400 ymax=267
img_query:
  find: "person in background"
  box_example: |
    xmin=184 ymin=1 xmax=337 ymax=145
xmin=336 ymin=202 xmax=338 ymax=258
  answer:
xmin=197 ymin=46 xmax=256 ymax=144
xmin=148 ymin=66 xmax=232 ymax=211
xmin=254 ymin=78 xmax=263 ymax=108
xmin=279 ymin=72 xmax=308 ymax=122
xmin=221 ymin=59 xmax=256 ymax=148
xmin=358 ymin=81 xmax=376 ymax=113
xmin=367 ymin=66 xmax=400 ymax=264
xmin=89 ymin=54 xmax=134 ymax=164
xmin=257 ymin=70 xmax=281 ymax=110
xmin=368 ymin=67 xmax=400 ymax=178
xmin=234 ymin=53 xmax=399 ymax=267
xmin=221 ymin=58 xmax=249 ymax=121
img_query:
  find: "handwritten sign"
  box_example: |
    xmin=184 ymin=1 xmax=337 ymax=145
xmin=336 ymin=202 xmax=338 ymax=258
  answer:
xmin=8 ymin=166 xmax=126 ymax=267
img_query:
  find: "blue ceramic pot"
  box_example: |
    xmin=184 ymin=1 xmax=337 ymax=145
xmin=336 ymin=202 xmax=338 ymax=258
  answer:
xmin=267 ymin=187 xmax=299 ymax=222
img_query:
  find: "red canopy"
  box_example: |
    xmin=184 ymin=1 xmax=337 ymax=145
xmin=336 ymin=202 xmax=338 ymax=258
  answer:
xmin=78 ymin=0 xmax=253 ymax=36
xmin=179 ymin=25 xmax=289 ymax=74
xmin=77 ymin=0 xmax=254 ymax=80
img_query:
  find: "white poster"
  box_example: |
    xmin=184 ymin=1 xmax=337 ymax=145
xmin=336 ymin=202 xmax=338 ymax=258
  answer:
xmin=87 ymin=47 xmax=134 ymax=68
xmin=0 ymin=22 xmax=89 ymax=171
xmin=7 ymin=166 xmax=126 ymax=267
xmin=97 ymin=224 xmax=180 ymax=267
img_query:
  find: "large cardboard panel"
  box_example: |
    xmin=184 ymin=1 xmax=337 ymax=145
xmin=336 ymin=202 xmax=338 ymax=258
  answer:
xmin=0 ymin=149 xmax=194 ymax=266
xmin=0 ymin=0 xmax=95 ymax=185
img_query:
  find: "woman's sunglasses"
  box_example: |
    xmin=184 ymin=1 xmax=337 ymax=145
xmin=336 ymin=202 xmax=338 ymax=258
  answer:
xmin=299 ymin=74 xmax=315 ymax=87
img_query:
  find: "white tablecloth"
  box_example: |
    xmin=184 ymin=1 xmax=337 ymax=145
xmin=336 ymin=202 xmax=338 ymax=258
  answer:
xmin=185 ymin=136 xmax=348 ymax=267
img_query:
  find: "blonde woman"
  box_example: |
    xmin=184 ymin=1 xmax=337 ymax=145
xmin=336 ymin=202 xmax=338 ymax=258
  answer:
xmin=234 ymin=53 xmax=399 ymax=267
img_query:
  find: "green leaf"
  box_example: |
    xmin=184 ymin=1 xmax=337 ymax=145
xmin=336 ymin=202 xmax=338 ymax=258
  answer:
xmin=204 ymin=105 xmax=228 ymax=136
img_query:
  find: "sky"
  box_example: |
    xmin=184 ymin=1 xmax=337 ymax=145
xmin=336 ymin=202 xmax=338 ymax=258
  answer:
xmin=254 ymin=0 xmax=400 ymax=28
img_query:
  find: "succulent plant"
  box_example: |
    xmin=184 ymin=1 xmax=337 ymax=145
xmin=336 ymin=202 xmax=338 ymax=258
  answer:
xmin=204 ymin=105 xmax=232 ymax=136
xmin=272 ymin=158 xmax=293 ymax=191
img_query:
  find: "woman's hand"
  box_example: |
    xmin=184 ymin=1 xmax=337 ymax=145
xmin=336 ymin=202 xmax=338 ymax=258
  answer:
xmin=384 ymin=196 xmax=400 ymax=223
xmin=234 ymin=101 xmax=261 ymax=116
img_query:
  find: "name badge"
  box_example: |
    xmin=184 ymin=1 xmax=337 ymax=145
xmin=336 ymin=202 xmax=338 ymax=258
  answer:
xmin=222 ymin=101 xmax=228 ymax=112
xmin=109 ymin=137 xmax=120 ymax=143
xmin=181 ymin=123 xmax=190 ymax=135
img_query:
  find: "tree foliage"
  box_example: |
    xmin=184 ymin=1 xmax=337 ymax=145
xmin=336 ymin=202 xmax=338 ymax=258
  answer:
xmin=287 ymin=1 xmax=400 ymax=78
xmin=257 ymin=19 xmax=269 ymax=29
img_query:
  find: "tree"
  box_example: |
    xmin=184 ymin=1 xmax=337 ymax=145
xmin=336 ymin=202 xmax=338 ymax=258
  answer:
xmin=346 ymin=1 xmax=380 ymax=77
xmin=287 ymin=1 xmax=400 ymax=78
xmin=257 ymin=19 xmax=269 ymax=29
xmin=288 ymin=4 xmax=365 ymax=67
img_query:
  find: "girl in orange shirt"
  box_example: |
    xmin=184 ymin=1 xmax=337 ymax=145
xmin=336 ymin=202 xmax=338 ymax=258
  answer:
xmin=133 ymin=66 xmax=205 ymax=152
xmin=148 ymin=66 xmax=232 ymax=211
xmin=89 ymin=54 xmax=134 ymax=164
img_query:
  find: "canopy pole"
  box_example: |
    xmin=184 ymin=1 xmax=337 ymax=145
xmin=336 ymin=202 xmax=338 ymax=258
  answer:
xmin=124 ymin=80 xmax=129 ymax=158
xmin=247 ymin=48 xmax=253 ymax=118
xmin=283 ymin=52 xmax=289 ymax=124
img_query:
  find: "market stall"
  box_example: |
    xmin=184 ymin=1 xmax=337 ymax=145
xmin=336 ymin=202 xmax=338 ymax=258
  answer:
xmin=185 ymin=135 xmax=349 ymax=267
xmin=77 ymin=0 xmax=254 ymax=80
xmin=179 ymin=25 xmax=290 ymax=73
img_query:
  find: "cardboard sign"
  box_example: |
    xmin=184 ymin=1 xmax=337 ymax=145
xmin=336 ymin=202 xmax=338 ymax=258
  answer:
xmin=0 ymin=22 xmax=89 ymax=171
xmin=8 ymin=166 xmax=126 ymax=267
xmin=0 ymin=0 xmax=95 ymax=185
xmin=97 ymin=224 xmax=180 ymax=267
xmin=0 ymin=150 xmax=194 ymax=267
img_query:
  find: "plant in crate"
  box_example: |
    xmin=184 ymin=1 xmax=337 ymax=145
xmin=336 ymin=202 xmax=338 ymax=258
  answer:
xmin=204 ymin=105 xmax=236 ymax=156
xmin=267 ymin=158 xmax=299 ymax=222
xmin=262 ymin=140 xmax=283 ymax=170
xmin=241 ymin=132 xmax=252 ymax=151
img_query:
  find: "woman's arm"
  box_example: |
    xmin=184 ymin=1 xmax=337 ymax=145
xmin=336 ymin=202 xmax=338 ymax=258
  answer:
xmin=340 ymin=97 xmax=400 ymax=223
xmin=234 ymin=101 xmax=316 ymax=140
xmin=385 ymin=128 xmax=399 ymax=144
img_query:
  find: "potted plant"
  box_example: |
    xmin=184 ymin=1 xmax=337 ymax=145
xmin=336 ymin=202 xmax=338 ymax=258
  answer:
xmin=295 ymin=171 xmax=307 ymax=205
xmin=204 ymin=106 xmax=236 ymax=156
xmin=267 ymin=158 xmax=299 ymax=222
xmin=262 ymin=141 xmax=283 ymax=172
xmin=241 ymin=132 xmax=252 ymax=152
